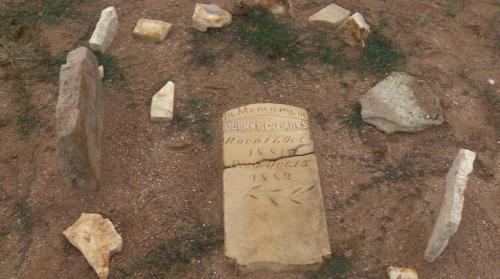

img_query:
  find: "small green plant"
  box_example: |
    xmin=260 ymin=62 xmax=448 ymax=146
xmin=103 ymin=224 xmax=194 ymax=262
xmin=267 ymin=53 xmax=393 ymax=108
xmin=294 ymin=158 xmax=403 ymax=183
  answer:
xmin=94 ymin=51 xmax=120 ymax=81
xmin=442 ymin=6 xmax=457 ymax=18
xmin=172 ymin=98 xmax=213 ymax=148
xmin=252 ymin=69 xmax=272 ymax=84
xmin=305 ymin=252 xmax=350 ymax=279
xmin=130 ymin=224 xmax=223 ymax=277
xmin=235 ymin=5 xmax=304 ymax=67
xmin=361 ymin=32 xmax=402 ymax=74
xmin=344 ymin=103 xmax=363 ymax=129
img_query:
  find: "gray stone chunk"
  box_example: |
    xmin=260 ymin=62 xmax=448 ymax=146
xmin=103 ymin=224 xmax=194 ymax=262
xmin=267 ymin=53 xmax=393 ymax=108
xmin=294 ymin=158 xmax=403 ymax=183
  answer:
xmin=89 ymin=7 xmax=118 ymax=53
xmin=424 ymin=149 xmax=476 ymax=262
xmin=360 ymin=72 xmax=444 ymax=133
xmin=56 ymin=47 xmax=103 ymax=191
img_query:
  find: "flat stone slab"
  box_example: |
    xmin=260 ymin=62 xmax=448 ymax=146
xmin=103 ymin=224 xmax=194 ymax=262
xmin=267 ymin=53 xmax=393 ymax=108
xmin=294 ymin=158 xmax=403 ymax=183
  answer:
xmin=308 ymin=4 xmax=351 ymax=28
xmin=223 ymin=103 xmax=314 ymax=167
xmin=360 ymin=72 xmax=444 ymax=133
xmin=223 ymin=104 xmax=330 ymax=273
xmin=63 ymin=213 xmax=123 ymax=279
xmin=424 ymin=149 xmax=476 ymax=262
xmin=192 ymin=3 xmax=232 ymax=32
xmin=133 ymin=19 xmax=173 ymax=43
xmin=56 ymin=47 xmax=103 ymax=191
xmin=89 ymin=7 xmax=118 ymax=53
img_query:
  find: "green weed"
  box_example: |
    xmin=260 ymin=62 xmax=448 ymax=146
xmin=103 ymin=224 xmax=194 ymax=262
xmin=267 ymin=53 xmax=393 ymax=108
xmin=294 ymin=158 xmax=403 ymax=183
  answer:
xmin=235 ymin=5 xmax=304 ymax=67
xmin=172 ymin=98 xmax=213 ymax=148
xmin=344 ymin=103 xmax=363 ymax=129
xmin=442 ymin=6 xmax=457 ymax=18
xmin=93 ymin=51 xmax=120 ymax=81
xmin=305 ymin=252 xmax=350 ymax=279
xmin=361 ymin=32 xmax=402 ymax=74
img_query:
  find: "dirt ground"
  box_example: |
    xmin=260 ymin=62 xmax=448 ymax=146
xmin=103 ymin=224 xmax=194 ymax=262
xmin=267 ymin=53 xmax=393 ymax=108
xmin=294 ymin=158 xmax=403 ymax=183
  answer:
xmin=0 ymin=0 xmax=499 ymax=278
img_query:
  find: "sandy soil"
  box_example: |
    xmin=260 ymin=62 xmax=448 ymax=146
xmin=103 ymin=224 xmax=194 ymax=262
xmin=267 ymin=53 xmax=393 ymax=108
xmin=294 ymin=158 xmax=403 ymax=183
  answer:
xmin=0 ymin=0 xmax=499 ymax=278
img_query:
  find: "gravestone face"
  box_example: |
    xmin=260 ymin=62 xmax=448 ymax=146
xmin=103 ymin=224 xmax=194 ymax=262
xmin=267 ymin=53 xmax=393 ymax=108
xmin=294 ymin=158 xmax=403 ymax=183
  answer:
xmin=56 ymin=47 xmax=103 ymax=191
xmin=223 ymin=104 xmax=331 ymax=273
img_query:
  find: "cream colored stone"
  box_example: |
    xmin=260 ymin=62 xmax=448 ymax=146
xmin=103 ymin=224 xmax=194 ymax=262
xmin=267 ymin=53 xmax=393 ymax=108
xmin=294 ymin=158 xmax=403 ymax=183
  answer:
xmin=224 ymin=154 xmax=330 ymax=273
xmin=308 ymin=4 xmax=351 ymax=28
xmin=89 ymin=7 xmax=118 ymax=53
xmin=387 ymin=266 xmax=419 ymax=279
xmin=255 ymin=0 xmax=293 ymax=16
xmin=424 ymin=149 xmax=476 ymax=262
xmin=63 ymin=213 xmax=123 ymax=279
xmin=192 ymin=4 xmax=232 ymax=32
xmin=151 ymin=81 xmax=174 ymax=122
xmin=223 ymin=104 xmax=330 ymax=273
xmin=336 ymin=12 xmax=370 ymax=47
xmin=223 ymin=103 xmax=314 ymax=167
xmin=98 ymin=65 xmax=104 ymax=79
xmin=133 ymin=19 xmax=173 ymax=43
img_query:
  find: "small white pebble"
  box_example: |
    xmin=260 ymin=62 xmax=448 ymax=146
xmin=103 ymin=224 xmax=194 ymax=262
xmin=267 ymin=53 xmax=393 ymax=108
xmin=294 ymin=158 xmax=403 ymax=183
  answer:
xmin=488 ymin=79 xmax=495 ymax=85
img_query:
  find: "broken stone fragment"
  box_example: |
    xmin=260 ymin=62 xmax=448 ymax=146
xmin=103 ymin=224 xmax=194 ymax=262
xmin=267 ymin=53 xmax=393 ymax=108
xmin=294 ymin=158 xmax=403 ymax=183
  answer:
xmin=424 ymin=149 xmax=476 ymax=262
xmin=336 ymin=12 xmax=370 ymax=47
xmin=133 ymin=19 xmax=173 ymax=43
xmin=360 ymin=72 xmax=444 ymax=133
xmin=57 ymin=47 xmax=102 ymax=191
xmin=98 ymin=65 xmax=104 ymax=79
xmin=308 ymin=4 xmax=351 ymax=28
xmin=255 ymin=0 xmax=293 ymax=16
xmin=387 ymin=266 xmax=419 ymax=279
xmin=192 ymin=4 xmax=232 ymax=32
xmin=63 ymin=213 xmax=123 ymax=279
xmin=89 ymin=7 xmax=118 ymax=53
xmin=151 ymin=81 xmax=174 ymax=122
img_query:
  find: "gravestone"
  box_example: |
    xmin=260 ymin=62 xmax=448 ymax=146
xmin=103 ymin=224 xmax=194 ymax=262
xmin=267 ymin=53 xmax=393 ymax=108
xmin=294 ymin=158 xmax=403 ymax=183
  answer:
xmin=223 ymin=104 xmax=331 ymax=273
xmin=56 ymin=47 xmax=103 ymax=191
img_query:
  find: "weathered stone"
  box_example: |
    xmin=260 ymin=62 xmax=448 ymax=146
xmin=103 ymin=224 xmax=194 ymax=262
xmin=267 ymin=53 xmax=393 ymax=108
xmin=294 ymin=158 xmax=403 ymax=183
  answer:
xmin=56 ymin=47 xmax=103 ymax=191
xmin=132 ymin=19 xmax=173 ymax=43
xmin=98 ymin=65 xmax=104 ymax=79
xmin=424 ymin=149 xmax=476 ymax=262
xmin=89 ymin=7 xmax=118 ymax=53
xmin=223 ymin=103 xmax=314 ymax=167
xmin=360 ymin=72 xmax=444 ymax=133
xmin=63 ymin=213 xmax=123 ymax=279
xmin=387 ymin=266 xmax=419 ymax=279
xmin=151 ymin=81 xmax=174 ymax=122
xmin=255 ymin=0 xmax=293 ymax=16
xmin=192 ymin=4 xmax=232 ymax=32
xmin=223 ymin=104 xmax=330 ymax=273
xmin=308 ymin=4 xmax=351 ymax=28
xmin=336 ymin=12 xmax=370 ymax=47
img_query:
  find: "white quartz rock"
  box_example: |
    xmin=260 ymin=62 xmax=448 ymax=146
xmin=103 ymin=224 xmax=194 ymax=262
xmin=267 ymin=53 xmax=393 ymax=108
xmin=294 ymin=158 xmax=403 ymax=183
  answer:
xmin=133 ymin=19 xmax=173 ymax=43
xmin=151 ymin=81 xmax=175 ymax=122
xmin=89 ymin=7 xmax=118 ymax=53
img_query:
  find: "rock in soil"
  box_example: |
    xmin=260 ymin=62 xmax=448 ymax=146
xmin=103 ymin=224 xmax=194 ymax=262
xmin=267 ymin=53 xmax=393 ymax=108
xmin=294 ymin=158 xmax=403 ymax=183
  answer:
xmin=255 ymin=0 xmax=293 ymax=16
xmin=132 ymin=19 xmax=173 ymax=43
xmin=360 ymin=72 xmax=444 ymax=133
xmin=308 ymin=4 xmax=351 ymax=28
xmin=192 ymin=3 xmax=232 ymax=32
xmin=89 ymin=7 xmax=118 ymax=53
xmin=387 ymin=266 xmax=419 ymax=279
xmin=151 ymin=81 xmax=175 ymax=122
xmin=63 ymin=213 xmax=123 ymax=279
xmin=56 ymin=47 xmax=103 ymax=191
xmin=336 ymin=12 xmax=370 ymax=47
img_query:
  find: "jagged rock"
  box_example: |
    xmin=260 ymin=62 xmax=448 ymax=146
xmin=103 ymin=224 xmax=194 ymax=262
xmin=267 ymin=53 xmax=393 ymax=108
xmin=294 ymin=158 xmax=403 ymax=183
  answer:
xmin=98 ymin=65 xmax=104 ymax=79
xmin=89 ymin=7 xmax=118 ymax=53
xmin=56 ymin=47 xmax=102 ymax=191
xmin=360 ymin=72 xmax=444 ymax=133
xmin=255 ymin=0 xmax=293 ymax=16
xmin=336 ymin=12 xmax=370 ymax=47
xmin=387 ymin=266 xmax=419 ymax=279
xmin=308 ymin=4 xmax=351 ymax=28
xmin=151 ymin=81 xmax=174 ymax=122
xmin=63 ymin=213 xmax=123 ymax=279
xmin=424 ymin=149 xmax=476 ymax=262
xmin=133 ymin=19 xmax=173 ymax=43
xmin=192 ymin=4 xmax=232 ymax=32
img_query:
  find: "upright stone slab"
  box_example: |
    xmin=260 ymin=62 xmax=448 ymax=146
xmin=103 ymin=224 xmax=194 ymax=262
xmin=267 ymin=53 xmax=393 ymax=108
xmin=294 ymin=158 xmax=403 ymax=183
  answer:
xmin=56 ymin=47 xmax=103 ymax=191
xmin=223 ymin=104 xmax=331 ymax=273
xmin=89 ymin=7 xmax=118 ymax=53
xmin=424 ymin=149 xmax=476 ymax=262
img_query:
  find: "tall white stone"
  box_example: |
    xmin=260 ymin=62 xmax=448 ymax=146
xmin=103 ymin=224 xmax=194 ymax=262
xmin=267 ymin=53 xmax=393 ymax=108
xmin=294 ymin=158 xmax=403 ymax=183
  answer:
xmin=424 ymin=149 xmax=476 ymax=262
xmin=89 ymin=7 xmax=118 ymax=53
xmin=151 ymin=81 xmax=175 ymax=122
xmin=308 ymin=4 xmax=351 ymax=28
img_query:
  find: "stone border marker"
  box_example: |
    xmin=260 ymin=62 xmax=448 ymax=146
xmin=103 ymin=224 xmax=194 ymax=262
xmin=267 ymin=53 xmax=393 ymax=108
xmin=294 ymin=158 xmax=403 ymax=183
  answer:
xmin=133 ymin=19 xmax=173 ymax=43
xmin=56 ymin=47 xmax=103 ymax=191
xmin=89 ymin=7 xmax=118 ymax=53
xmin=424 ymin=149 xmax=476 ymax=262
xmin=223 ymin=104 xmax=331 ymax=273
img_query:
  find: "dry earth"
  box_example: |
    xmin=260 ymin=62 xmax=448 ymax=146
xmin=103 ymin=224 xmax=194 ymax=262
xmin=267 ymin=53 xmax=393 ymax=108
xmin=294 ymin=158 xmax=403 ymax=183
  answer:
xmin=0 ymin=0 xmax=499 ymax=278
